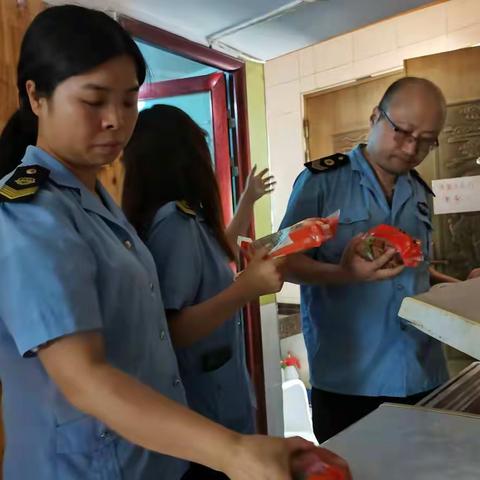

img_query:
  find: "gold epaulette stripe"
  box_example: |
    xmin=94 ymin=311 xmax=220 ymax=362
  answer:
xmin=0 ymin=185 xmax=38 ymax=200
xmin=176 ymin=201 xmax=196 ymax=216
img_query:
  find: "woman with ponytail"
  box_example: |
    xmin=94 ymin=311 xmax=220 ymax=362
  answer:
xmin=0 ymin=5 xmax=350 ymax=480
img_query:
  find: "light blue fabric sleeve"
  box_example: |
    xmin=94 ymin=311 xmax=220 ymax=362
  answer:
xmin=0 ymin=200 xmax=103 ymax=356
xmin=147 ymin=209 xmax=202 ymax=311
xmin=279 ymin=169 xmax=323 ymax=230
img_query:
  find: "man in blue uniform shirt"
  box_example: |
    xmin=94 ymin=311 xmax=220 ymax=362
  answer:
xmin=280 ymin=77 xmax=451 ymax=443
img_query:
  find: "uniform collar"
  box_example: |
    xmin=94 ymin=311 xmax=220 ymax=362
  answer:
xmin=348 ymin=143 xmax=413 ymax=184
xmin=22 ymin=146 xmax=87 ymax=191
xmin=349 ymin=143 xmax=413 ymax=215
xmin=22 ymin=146 xmax=125 ymax=225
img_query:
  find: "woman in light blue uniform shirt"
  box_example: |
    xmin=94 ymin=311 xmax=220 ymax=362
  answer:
xmin=122 ymin=105 xmax=285 ymax=479
xmin=0 ymin=5 xmax=326 ymax=480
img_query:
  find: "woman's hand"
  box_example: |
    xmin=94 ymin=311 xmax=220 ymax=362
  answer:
xmin=223 ymin=435 xmax=351 ymax=480
xmin=243 ymin=166 xmax=276 ymax=203
xmin=224 ymin=435 xmax=310 ymax=480
xmin=236 ymin=247 xmax=285 ymax=300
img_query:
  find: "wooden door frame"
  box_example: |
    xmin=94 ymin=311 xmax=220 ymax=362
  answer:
xmin=120 ymin=16 xmax=268 ymax=433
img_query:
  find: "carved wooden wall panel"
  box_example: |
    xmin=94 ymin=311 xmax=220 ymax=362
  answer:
xmin=435 ymin=101 xmax=480 ymax=279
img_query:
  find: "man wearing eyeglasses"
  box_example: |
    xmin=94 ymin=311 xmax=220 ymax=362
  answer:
xmin=280 ymin=77 xmax=451 ymax=444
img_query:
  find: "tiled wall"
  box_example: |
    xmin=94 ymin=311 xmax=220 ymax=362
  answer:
xmin=265 ymin=0 xmax=480 ymax=304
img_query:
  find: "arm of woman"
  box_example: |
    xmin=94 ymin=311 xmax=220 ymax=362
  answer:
xmin=38 ymin=331 xmax=316 ymax=480
xmin=148 ymin=210 xmax=283 ymax=348
xmin=38 ymin=331 xmax=238 ymax=469
xmin=167 ymin=248 xmax=284 ymax=348
xmin=225 ymin=167 xmax=275 ymax=250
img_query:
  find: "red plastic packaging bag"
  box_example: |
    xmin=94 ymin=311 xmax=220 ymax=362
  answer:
xmin=292 ymin=447 xmax=351 ymax=480
xmin=238 ymin=211 xmax=339 ymax=259
xmin=359 ymin=224 xmax=423 ymax=268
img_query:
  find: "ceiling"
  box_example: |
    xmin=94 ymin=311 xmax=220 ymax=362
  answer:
xmin=136 ymin=40 xmax=218 ymax=82
xmin=47 ymin=0 xmax=438 ymax=61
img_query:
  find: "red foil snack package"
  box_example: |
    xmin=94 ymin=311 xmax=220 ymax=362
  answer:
xmin=238 ymin=211 xmax=339 ymax=259
xmin=359 ymin=224 xmax=423 ymax=268
xmin=292 ymin=447 xmax=351 ymax=480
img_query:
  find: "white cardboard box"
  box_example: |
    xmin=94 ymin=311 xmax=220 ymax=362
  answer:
xmin=398 ymin=278 xmax=480 ymax=360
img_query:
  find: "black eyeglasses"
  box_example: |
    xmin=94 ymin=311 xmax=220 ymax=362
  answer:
xmin=378 ymin=107 xmax=439 ymax=153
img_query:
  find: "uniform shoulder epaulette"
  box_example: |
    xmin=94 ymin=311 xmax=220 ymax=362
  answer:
xmin=411 ymin=169 xmax=435 ymax=196
xmin=0 ymin=165 xmax=50 ymax=202
xmin=305 ymin=153 xmax=349 ymax=173
xmin=176 ymin=200 xmax=196 ymax=217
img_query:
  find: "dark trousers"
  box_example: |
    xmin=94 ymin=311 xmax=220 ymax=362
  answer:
xmin=311 ymin=387 xmax=434 ymax=444
xmin=182 ymin=463 xmax=229 ymax=480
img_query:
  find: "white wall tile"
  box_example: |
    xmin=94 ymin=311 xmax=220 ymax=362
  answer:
xmin=396 ymin=3 xmax=447 ymax=47
xmin=313 ymin=34 xmax=353 ymax=72
xmin=447 ymin=23 xmax=480 ymax=50
xmin=266 ymin=112 xmax=304 ymax=231
xmin=398 ymin=35 xmax=449 ymax=62
xmin=264 ymin=52 xmax=300 ymax=88
xmin=299 ymin=46 xmax=315 ymax=77
xmin=353 ymin=51 xmax=402 ymax=79
xmin=447 ymin=0 xmax=480 ymax=32
xmin=353 ymin=20 xmax=397 ymax=61
xmin=300 ymin=74 xmax=316 ymax=93
xmin=314 ymin=64 xmax=356 ymax=90
xmin=265 ymin=79 xmax=301 ymax=117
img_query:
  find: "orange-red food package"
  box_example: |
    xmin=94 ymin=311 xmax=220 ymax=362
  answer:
xmin=292 ymin=447 xmax=350 ymax=480
xmin=238 ymin=211 xmax=339 ymax=259
xmin=359 ymin=224 xmax=423 ymax=268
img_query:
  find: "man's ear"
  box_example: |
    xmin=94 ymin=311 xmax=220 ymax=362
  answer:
xmin=370 ymin=105 xmax=381 ymax=127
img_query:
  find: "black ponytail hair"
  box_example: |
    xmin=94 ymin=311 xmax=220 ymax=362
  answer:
xmin=122 ymin=105 xmax=235 ymax=260
xmin=0 ymin=4 xmax=146 ymax=178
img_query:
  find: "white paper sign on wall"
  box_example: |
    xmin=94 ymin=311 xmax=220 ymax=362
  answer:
xmin=432 ymin=175 xmax=480 ymax=215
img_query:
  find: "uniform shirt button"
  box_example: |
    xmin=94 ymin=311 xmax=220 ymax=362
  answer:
xmin=149 ymin=282 xmax=155 ymax=292
xmin=396 ymin=284 xmax=404 ymax=291
xmin=237 ymin=320 xmax=242 ymax=327
xmin=124 ymin=239 xmax=133 ymax=250
xmin=100 ymin=430 xmax=110 ymax=439
xmin=160 ymin=330 xmax=166 ymax=341
xmin=173 ymin=378 xmax=182 ymax=387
